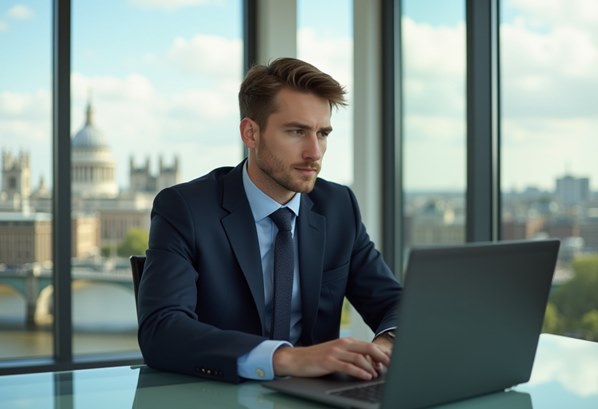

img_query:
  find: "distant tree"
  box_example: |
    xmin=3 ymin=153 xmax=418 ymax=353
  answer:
xmin=100 ymin=246 xmax=111 ymax=258
xmin=117 ymin=228 xmax=149 ymax=258
xmin=549 ymin=254 xmax=598 ymax=339
xmin=581 ymin=310 xmax=598 ymax=341
xmin=542 ymin=302 xmax=561 ymax=335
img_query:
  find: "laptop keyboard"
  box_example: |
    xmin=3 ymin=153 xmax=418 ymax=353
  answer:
xmin=328 ymin=381 xmax=385 ymax=404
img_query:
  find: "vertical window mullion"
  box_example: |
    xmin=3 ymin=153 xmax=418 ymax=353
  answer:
xmin=242 ymin=0 xmax=258 ymax=159
xmin=466 ymin=0 xmax=500 ymax=242
xmin=382 ymin=0 xmax=404 ymax=277
xmin=52 ymin=0 xmax=73 ymax=366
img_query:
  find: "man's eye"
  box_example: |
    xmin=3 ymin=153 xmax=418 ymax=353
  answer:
xmin=289 ymin=129 xmax=305 ymax=135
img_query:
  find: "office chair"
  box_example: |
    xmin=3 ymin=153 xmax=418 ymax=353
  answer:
xmin=129 ymin=255 xmax=146 ymax=313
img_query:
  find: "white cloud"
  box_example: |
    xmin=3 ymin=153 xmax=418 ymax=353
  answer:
xmin=0 ymin=89 xmax=50 ymax=135
xmin=403 ymin=18 xmax=466 ymax=78
xmin=498 ymin=1 xmax=598 ymax=190
xmin=0 ymin=91 xmax=30 ymax=115
xmin=502 ymin=117 xmax=598 ymax=189
xmin=70 ymin=71 xmax=242 ymax=187
xmin=402 ymin=17 xmax=466 ymax=118
xmin=507 ymin=0 xmax=598 ymax=33
xmin=0 ymin=21 xmax=7 ymax=31
xmin=4 ymin=1 xmax=597 ymax=192
xmin=298 ymin=27 xmax=353 ymax=89
xmin=168 ymin=34 xmax=242 ymax=79
xmin=405 ymin=115 xmax=465 ymax=145
xmin=501 ymin=23 xmax=598 ymax=91
xmin=400 ymin=3 xmax=598 ymax=190
xmin=73 ymin=73 xmax=156 ymax=102
xmin=176 ymin=142 xmax=242 ymax=184
xmin=502 ymin=0 xmax=598 ymax=115
xmin=403 ymin=114 xmax=466 ymax=191
xmin=128 ymin=0 xmax=216 ymax=11
xmin=0 ymin=30 xmax=246 ymax=189
xmin=318 ymin=134 xmax=353 ymax=186
xmin=7 ymin=4 xmax=34 ymax=20
xmin=400 ymin=17 xmax=467 ymax=190
xmin=0 ymin=89 xmax=52 ymax=188
xmin=166 ymin=84 xmax=239 ymax=122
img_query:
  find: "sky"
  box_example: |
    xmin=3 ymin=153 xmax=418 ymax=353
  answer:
xmin=1 ymin=0 xmax=597 ymax=193
xmin=402 ymin=0 xmax=598 ymax=192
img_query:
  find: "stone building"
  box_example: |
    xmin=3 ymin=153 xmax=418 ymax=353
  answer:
xmin=0 ymin=99 xmax=180 ymax=264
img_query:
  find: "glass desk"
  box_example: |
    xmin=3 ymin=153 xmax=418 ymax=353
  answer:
xmin=1 ymin=334 xmax=596 ymax=409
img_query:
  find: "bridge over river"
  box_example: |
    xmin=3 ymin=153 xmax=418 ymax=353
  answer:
xmin=0 ymin=264 xmax=134 ymax=327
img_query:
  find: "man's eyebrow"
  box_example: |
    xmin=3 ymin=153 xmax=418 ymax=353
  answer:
xmin=283 ymin=121 xmax=333 ymax=133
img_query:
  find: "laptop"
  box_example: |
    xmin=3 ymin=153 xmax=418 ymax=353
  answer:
xmin=263 ymin=239 xmax=560 ymax=409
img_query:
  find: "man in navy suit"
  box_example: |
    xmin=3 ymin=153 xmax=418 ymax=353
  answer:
xmin=137 ymin=57 xmax=402 ymax=383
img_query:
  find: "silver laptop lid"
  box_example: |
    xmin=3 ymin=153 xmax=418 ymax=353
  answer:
xmin=382 ymin=239 xmax=559 ymax=409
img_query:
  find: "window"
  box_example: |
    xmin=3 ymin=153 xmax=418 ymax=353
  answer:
xmin=500 ymin=0 xmax=598 ymax=341
xmin=0 ymin=2 xmax=53 ymax=361
xmin=297 ymin=0 xmax=353 ymax=186
xmin=70 ymin=0 xmax=244 ymax=355
xmin=402 ymin=0 xmax=466 ymax=253
xmin=1 ymin=0 xmax=245 ymax=368
xmin=298 ymin=0 xmax=354 ymax=335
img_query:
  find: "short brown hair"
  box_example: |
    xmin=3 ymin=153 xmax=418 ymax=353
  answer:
xmin=238 ymin=57 xmax=347 ymax=130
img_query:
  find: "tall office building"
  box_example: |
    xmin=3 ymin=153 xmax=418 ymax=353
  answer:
xmin=555 ymin=174 xmax=590 ymax=207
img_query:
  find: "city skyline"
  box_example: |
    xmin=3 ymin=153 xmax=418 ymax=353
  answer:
xmin=1 ymin=0 xmax=597 ymax=191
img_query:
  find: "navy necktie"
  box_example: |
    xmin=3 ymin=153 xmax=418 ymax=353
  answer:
xmin=269 ymin=207 xmax=294 ymax=341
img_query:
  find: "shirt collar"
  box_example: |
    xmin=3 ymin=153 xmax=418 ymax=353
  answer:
xmin=242 ymin=161 xmax=301 ymax=223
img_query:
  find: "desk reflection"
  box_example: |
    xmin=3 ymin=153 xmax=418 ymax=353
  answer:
xmin=132 ymin=366 xmax=329 ymax=409
xmin=3 ymin=334 xmax=594 ymax=409
xmin=434 ymin=390 xmax=532 ymax=409
xmin=132 ymin=366 xmax=532 ymax=409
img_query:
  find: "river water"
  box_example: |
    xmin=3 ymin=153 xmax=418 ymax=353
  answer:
xmin=0 ymin=283 xmax=140 ymax=360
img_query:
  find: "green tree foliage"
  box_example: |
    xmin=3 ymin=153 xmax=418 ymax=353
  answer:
xmin=581 ymin=310 xmax=598 ymax=341
xmin=100 ymin=246 xmax=111 ymax=258
xmin=546 ymin=255 xmax=598 ymax=341
xmin=116 ymin=228 xmax=149 ymax=258
xmin=542 ymin=302 xmax=561 ymax=335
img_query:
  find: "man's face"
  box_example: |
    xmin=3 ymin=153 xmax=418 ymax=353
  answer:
xmin=245 ymin=87 xmax=332 ymax=204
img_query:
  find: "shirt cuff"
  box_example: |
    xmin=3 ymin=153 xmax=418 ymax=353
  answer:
xmin=237 ymin=340 xmax=292 ymax=380
xmin=374 ymin=327 xmax=397 ymax=338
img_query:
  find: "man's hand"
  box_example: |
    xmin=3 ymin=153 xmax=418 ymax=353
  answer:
xmin=372 ymin=331 xmax=395 ymax=352
xmin=272 ymin=337 xmax=391 ymax=380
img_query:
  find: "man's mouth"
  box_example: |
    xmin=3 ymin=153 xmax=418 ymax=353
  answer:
xmin=295 ymin=164 xmax=320 ymax=176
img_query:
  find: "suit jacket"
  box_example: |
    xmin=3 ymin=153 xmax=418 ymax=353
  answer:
xmin=137 ymin=161 xmax=402 ymax=383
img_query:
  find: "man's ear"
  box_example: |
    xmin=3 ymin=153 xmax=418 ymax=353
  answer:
xmin=240 ymin=117 xmax=258 ymax=148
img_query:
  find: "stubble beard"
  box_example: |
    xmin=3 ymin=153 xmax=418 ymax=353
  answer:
xmin=257 ymin=147 xmax=320 ymax=195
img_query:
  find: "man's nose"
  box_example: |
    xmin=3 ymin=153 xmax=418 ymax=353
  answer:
xmin=303 ymin=133 xmax=322 ymax=161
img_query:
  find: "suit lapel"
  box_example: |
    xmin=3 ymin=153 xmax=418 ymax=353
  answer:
xmin=220 ymin=162 xmax=266 ymax=334
xmin=297 ymin=194 xmax=326 ymax=344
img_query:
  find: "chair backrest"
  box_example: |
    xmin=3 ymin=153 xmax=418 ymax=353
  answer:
xmin=129 ymin=255 xmax=146 ymax=312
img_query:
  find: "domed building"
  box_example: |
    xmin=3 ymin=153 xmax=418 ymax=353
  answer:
xmin=71 ymin=101 xmax=118 ymax=198
xmin=1 ymin=99 xmax=181 ymax=263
